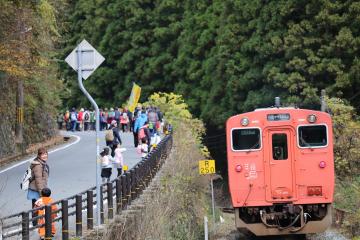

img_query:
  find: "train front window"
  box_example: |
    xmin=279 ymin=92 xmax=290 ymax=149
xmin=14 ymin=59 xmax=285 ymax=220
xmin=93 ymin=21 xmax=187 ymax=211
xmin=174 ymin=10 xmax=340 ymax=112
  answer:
xmin=272 ymin=134 xmax=288 ymax=160
xmin=232 ymin=128 xmax=261 ymax=151
xmin=298 ymin=125 xmax=327 ymax=147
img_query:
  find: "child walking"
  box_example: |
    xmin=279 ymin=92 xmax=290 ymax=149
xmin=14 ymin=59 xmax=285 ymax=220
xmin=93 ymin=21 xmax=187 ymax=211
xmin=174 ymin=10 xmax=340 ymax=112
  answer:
xmin=139 ymin=138 xmax=149 ymax=159
xmin=113 ymin=143 xmax=126 ymax=177
xmin=35 ymin=188 xmax=57 ymax=239
xmin=100 ymin=147 xmax=113 ymax=183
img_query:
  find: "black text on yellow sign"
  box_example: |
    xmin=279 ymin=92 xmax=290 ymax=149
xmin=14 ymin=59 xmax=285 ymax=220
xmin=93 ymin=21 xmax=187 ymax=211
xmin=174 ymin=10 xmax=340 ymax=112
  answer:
xmin=16 ymin=107 xmax=24 ymax=124
xmin=199 ymin=160 xmax=215 ymax=175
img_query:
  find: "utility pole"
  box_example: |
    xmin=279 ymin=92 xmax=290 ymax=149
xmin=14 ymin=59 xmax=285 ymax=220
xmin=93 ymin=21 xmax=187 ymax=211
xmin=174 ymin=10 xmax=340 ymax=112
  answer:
xmin=321 ymin=89 xmax=326 ymax=112
xmin=15 ymin=9 xmax=25 ymax=146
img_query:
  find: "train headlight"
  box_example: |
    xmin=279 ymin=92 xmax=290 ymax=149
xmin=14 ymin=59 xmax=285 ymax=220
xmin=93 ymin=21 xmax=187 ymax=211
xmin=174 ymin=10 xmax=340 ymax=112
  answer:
xmin=307 ymin=114 xmax=317 ymax=123
xmin=241 ymin=118 xmax=249 ymax=126
xmin=235 ymin=164 xmax=242 ymax=172
xmin=319 ymin=161 xmax=326 ymax=168
xmin=307 ymin=186 xmax=322 ymax=196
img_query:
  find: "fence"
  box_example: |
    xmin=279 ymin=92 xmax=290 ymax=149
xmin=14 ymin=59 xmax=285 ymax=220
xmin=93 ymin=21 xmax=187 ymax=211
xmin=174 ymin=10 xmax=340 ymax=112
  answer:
xmin=0 ymin=133 xmax=173 ymax=240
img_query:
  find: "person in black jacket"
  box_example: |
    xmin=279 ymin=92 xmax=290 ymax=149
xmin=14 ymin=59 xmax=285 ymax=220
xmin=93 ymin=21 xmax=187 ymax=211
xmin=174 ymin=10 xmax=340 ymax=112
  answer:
xmin=106 ymin=120 xmax=122 ymax=157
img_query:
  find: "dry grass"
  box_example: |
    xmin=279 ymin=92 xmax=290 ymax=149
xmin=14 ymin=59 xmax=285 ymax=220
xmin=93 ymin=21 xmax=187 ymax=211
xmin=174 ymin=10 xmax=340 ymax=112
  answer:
xmin=103 ymin=123 xmax=209 ymax=240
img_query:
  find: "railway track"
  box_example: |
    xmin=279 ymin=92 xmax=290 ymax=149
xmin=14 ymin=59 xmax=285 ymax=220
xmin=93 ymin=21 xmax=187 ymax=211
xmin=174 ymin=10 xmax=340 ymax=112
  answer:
xmin=216 ymin=210 xmax=348 ymax=240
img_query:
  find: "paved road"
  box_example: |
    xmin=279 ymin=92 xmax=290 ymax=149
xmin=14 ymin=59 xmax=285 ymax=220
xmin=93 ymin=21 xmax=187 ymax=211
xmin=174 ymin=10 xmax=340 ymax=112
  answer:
xmin=0 ymin=130 xmax=140 ymax=218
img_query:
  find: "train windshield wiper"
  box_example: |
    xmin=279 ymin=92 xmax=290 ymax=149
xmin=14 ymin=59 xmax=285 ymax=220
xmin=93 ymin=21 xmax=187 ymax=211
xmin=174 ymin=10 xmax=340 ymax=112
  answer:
xmin=246 ymin=141 xmax=260 ymax=153
xmin=300 ymin=136 xmax=313 ymax=148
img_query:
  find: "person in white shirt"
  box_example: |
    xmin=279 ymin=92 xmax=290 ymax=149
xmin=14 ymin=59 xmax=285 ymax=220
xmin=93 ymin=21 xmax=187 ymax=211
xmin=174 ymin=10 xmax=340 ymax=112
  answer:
xmin=140 ymin=138 xmax=148 ymax=159
xmin=100 ymin=147 xmax=112 ymax=183
xmin=113 ymin=143 xmax=126 ymax=177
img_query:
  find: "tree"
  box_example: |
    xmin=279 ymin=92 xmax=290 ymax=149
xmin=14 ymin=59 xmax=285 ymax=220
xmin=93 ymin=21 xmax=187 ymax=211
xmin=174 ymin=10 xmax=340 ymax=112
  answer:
xmin=0 ymin=0 xmax=64 ymax=158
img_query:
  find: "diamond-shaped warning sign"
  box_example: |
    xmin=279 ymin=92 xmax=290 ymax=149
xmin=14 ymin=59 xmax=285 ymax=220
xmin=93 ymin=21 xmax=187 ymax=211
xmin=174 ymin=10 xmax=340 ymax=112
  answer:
xmin=65 ymin=39 xmax=105 ymax=80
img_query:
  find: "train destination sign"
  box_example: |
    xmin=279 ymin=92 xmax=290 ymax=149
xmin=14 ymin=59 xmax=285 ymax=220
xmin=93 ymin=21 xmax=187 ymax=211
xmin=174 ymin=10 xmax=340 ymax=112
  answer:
xmin=199 ymin=160 xmax=216 ymax=175
xmin=267 ymin=113 xmax=290 ymax=121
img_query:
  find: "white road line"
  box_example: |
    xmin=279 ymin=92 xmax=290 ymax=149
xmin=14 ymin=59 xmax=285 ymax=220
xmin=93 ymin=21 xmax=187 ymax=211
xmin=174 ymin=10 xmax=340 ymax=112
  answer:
xmin=0 ymin=134 xmax=81 ymax=174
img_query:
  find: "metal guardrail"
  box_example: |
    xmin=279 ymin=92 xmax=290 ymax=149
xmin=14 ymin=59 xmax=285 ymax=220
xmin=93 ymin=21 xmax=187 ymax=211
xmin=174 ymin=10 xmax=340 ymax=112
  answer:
xmin=0 ymin=133 xmax=173 ymax=240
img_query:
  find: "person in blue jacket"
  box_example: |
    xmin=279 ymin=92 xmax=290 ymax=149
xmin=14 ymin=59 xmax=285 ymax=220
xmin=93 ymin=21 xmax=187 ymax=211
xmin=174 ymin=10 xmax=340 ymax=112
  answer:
xmin=133 ymin=110 xmax=148 ymax=147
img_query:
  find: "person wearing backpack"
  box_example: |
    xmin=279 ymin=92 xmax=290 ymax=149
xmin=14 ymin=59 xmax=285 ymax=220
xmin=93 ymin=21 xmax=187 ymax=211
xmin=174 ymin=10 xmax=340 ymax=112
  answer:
xmin=27 ymin=147 xmax=50 ymax=226
xmin=83 ymin=109 xmax=90 ymax=131
xmin=70 ymin=108 xmax=78 ymax=132
xmin=105 ymin=120 xmax=122 ymax=157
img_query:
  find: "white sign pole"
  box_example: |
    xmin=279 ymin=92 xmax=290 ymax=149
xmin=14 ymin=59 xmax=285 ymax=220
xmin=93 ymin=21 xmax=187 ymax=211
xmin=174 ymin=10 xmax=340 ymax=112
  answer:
xmin=210 ymin=176 xmax=215 ymax=222
xmin=204 ymin=216 xmax=208 ymax=240
xmin=76 ymin=45 xmax=101 ymax=226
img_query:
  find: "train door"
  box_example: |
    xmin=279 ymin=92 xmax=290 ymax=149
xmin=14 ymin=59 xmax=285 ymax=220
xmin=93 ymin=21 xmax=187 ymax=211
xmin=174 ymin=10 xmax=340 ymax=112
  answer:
xmin=265 ymin=129 xmax=295 ymax=201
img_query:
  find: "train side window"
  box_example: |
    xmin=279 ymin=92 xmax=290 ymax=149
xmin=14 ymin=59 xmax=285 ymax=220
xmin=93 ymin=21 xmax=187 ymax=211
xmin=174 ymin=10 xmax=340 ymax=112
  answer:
xmin=298 ymin=125 xmax=327 ymax=147
xmin=272 ymin=134 xmax=288 ymax=160
xmin=232 ymin=128 xmax=261 ymax=151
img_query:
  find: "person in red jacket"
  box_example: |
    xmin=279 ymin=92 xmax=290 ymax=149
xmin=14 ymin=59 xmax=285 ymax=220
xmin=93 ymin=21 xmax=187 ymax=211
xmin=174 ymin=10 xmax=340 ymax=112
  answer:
xmin=77 ymin=108 xmax=84 ymax=131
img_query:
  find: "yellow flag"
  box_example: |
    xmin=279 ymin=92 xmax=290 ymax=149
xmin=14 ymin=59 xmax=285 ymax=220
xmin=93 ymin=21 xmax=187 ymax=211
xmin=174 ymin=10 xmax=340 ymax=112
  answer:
xmin=128 ymin=83 xmax=141 ymax=112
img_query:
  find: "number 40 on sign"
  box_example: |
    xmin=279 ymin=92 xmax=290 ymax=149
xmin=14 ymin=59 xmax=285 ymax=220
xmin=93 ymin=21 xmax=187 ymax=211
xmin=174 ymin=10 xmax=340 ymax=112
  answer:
xmin=199 ymin=160 xmax=216 ymax=175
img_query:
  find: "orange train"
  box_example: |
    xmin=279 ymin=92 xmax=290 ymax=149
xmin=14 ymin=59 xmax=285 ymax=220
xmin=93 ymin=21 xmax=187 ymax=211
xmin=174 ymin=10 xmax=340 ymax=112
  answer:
xmin=226 ymin=102 xmax=334 ymax=236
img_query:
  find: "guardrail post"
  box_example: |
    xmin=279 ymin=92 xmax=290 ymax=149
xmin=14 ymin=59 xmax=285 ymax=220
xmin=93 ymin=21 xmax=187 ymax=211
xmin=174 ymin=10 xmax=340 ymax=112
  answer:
xmin=121 ymin=175 xmax=127 ymax=209
xmin=115 ymin=178 xmax=122 ymax=214
xmin=45 ymin=205 xmax=52 ymax=240
xmin=143 ymin=160 xmax=148 ymax=187
xmin=126 ymin=172 xmax=131 ymax=205
xmin=107 ymin=182 xmax=113 ymax=219
xmin=149 ymin=155 xmax=154 ymax=179
xmin=75 ymin=194 xmax=82 ymax=236
xmin=100 ymin=185 xmax=104 ymax=224
xmin=87 ymin=190 xmax=93 ymax=229
xmin=134 ymin=166 xmax=139 ymax=198
xmin=61 ymin=199 xmax=69 ymax=240
xmin=21 ymin=211 xmax=29 ymax=240
xmin=130 ymin=169 xmax=135 ymax=201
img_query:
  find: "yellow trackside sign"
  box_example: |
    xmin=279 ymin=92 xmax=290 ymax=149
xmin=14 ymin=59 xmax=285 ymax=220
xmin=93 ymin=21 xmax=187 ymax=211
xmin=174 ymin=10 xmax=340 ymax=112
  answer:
xmin=128 ymin=83 xmax=141 ymax=112
xmin=123 ymin=165 xmax=128 ymax=171
xmin=199 ymin=160 xmax=215 ymax=175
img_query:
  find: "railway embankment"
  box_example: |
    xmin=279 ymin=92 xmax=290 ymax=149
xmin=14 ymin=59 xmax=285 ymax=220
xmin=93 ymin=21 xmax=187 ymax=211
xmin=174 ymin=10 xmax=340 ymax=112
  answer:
xmin=83 ymin=121 xmax=210 ymax=239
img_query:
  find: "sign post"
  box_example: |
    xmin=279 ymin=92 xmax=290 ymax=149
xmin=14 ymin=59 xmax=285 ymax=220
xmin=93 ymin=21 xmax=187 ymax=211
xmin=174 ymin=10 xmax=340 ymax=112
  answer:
xmin=199 ymin=160 xmax=216 ymax=221
xmin=65 ymin=39 xmax=105 ymax=226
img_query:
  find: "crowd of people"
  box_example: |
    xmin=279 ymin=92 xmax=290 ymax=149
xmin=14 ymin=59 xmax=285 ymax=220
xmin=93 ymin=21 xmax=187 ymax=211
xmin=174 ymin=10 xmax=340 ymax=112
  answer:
xmin=56 ymin=106 xmax=163 ymax=133
xmin=25 ymin=105 xmax=169 ymax=239
xmin=99 ymin=105 xmax=166 ymax=182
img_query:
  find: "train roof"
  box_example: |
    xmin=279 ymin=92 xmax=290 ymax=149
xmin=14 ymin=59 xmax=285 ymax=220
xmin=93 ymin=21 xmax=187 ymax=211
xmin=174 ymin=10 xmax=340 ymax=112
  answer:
xmin=227 ymin=107 xmax=331 ymax=124
xmin=254 ymin=107 xmax=296 ymax=111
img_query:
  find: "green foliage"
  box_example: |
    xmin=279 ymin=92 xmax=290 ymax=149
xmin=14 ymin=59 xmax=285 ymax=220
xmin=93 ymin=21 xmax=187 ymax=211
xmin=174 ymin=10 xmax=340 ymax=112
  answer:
xmin=327 ymin=97 xmax=360 ymax=237
xmin=145 ymin=92 xmax=210 ymax=157
xmin=60 ymin=0 xmax=360 ymax=127
xmin=327 ymin=97 xmax=360 ymax=178
xmin=0 ymin=1 xmax=63 ymax=157
xmin=334 ymin=177 xmax=360 ymax=237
